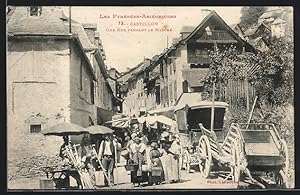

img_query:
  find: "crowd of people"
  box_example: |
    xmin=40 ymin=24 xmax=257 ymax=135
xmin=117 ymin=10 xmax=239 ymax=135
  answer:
xmin=58 ymin=123 xmax=183 ymax=188
xmin=121 ymin=124 xmax=182 ymax=187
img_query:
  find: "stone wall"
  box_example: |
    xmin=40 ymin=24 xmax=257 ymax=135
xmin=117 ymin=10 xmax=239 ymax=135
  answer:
xmin=7 ymin=39 xmax=71 ymax=179
xmin=69 ymin=40 xmax=97 ymax=144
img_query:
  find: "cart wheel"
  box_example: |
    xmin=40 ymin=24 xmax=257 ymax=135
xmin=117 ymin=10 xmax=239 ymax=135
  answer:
xmin=276 ymin=139 xmax=289 ymax=188
xmin=198 ymin=135 xmax=212 ymax=178
xmin=231 ymin=140 xmax=240 ymax=183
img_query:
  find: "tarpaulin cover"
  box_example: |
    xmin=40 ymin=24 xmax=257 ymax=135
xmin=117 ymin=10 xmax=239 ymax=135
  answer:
xmin=174 ymin=93 xmax=229 ymax=112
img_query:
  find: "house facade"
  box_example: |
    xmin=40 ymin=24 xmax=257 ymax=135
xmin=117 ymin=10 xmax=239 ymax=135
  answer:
xmin=119 ymin=11 xmax=256 ymax=118
xmin=7 ymin=6 xmax=116 ymax=178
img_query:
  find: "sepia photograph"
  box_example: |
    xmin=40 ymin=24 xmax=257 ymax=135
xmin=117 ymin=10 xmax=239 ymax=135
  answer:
xmin=6 ymin=5 xmax=294 ymax=190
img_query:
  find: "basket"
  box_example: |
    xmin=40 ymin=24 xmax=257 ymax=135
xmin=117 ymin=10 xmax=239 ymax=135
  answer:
xmin=142 ymin=164 xmax=150 ymax=172
xmin=151 ymin=167 xmax=162 ymax=176
xmin=120 ymin=149 xmax=129 ymax=159
xmin=125 ymin=163 xmax=138 ymax=171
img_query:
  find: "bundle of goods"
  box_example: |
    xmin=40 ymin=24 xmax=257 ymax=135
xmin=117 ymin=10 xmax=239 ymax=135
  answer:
xmin=63 ymin=144 xmax=94 ymax=189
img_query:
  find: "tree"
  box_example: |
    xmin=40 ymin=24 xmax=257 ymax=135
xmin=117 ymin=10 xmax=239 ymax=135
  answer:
xmin=240 ymin=7 xmax=267 ymax=30
xmin=203 ymin=36 xmax=293 ymax=107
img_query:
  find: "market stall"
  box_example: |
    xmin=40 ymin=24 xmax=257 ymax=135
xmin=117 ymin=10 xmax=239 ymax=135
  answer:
xmin=41 ymin=122 xmax=95 ymax=189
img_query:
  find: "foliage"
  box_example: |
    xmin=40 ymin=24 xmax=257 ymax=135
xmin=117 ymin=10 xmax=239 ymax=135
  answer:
xmin=250 ymin=37 xmax=294 ymax=106
xmin=203 ymin=34 xmax=293 ymax=107
xmin=239 ymin=7 xmax=267 ymax=30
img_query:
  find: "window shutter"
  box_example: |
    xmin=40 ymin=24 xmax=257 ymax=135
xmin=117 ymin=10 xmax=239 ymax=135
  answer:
xmin=182 ymin=80 xmax=189 ymax=93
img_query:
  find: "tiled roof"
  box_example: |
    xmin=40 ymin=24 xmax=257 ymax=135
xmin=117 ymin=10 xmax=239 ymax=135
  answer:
xmin=272 ymin=18 xmax=285 ymax=25
xmin=259 ymin=9 xmax=283 ymax=19
xmin=8 ymin=6 xmax=97 ymax=51
xmin=117 ymin=62 xmax=144 ymax=83
xmin=182 ymin=11 xmax=255 ymax=52
xmin=244 ymin=26 xmax=258 ymax=36
xmin=248 ymin=36 xmax=263 ymax=46
xmin=82 ymin=23 xmax=97 ymax=29
xmin=68 ymin=21 xmax=97 ymax=51
xmin=8 ymin=6 xmax=98 ymax=80
xmin=181 ymin=68 xmax=209 ymax=87
xmin=259 ymin=22 xmax=271 ymax=30
xmin=8 ymin=7 xmax=70 ymax=35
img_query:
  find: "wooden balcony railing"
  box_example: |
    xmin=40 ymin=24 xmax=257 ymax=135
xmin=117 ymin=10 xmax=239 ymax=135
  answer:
xmin=197 ymin=30 xmax=237 ymax=43
xmin=188 ymin=54 xmax=211 ymax=64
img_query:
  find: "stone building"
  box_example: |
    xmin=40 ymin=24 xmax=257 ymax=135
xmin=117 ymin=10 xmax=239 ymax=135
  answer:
xmin=119 ymin=11 xmax=255 ymax=119
xmin=7 ymin=6 xmax=117 ymax=178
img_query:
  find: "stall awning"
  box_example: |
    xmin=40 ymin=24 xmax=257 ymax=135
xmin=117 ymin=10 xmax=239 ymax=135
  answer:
xmin=147 ymin=107 xmax=175 ymax=120
xmin=174 ymin=93 xmax=229 ymax=112
xmin=97 ymin=107 xmax=116 ymax=125
xmin=105 ymin=116 xmax=131 ymax=128
xmin=136 ymin=115 xmax=177 ymax=130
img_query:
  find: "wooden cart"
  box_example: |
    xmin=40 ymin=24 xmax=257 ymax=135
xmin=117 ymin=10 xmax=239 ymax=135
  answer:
xmin=174 ymin=101 xmax=229 ymax=173
xmin=42 ymin=166 xmax=83 ymax=189
xmin=197 ymin=122 xmax=289 ymax=188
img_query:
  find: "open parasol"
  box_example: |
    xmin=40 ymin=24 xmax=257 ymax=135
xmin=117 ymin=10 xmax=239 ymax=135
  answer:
xmin=41 ymin=122 xmax=88 ymax=136
xmin=85 ymin=125 xmax=114 ymax=135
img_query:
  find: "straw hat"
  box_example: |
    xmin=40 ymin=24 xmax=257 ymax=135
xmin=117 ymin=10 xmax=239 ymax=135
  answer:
xmin=131 ymin=133 xmax=137 ymax=139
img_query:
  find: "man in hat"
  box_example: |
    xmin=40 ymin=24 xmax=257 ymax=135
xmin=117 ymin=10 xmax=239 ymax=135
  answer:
xmin=98 ymin=133 xmax=118 ymax=187
xmin=59 ymin=136 xmax=72 ymax=166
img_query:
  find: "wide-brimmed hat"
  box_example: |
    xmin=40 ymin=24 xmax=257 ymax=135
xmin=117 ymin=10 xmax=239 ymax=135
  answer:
xmin=150 ymin=142 xmax=158 ymax=148
xmin=161 ymin=131 xmax=169 ymax=138
xmin=131 ymin=133 xmax=137 ymax=139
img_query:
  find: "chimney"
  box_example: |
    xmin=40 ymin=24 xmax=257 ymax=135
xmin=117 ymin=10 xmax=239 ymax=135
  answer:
xmin=95 ymin=31 xmax=100 ymax=48
xmin=180 ymin=26 xmax=196 ymax=40
xmin=108 ymin=68 xmax=117 ymax=80
xmin=143 ymin=58 xmax=151 ymax=68
xmin=82 ymin=23 xmax=97 ymax=44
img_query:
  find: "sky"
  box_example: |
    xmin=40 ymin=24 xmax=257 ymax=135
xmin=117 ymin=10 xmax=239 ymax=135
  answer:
xmin=63 ymin=6 xmax=243 ymax=72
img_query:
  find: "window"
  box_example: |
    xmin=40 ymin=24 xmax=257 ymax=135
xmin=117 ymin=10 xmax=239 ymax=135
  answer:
xmin=182 ymin=80 xmax=189 ymax=93
xmin=91 ymin=81 xmax=95 ymax=104
xmin=30 ymin=6 xmax=42 ymax=16
xmin=173 ymin=62 xmax=176 ymax=73
xmin=174 ymin=81 xmax=177 ymax=101
xmin=169 ymin=84 xmax=173 ymax=103
xmin=192 ymin=86 xmax=204 ymax=92
xmin=80 ymin=60 xmax=83 ymax=90
xmin=155 ymin=86 xmax=160 ymax=105
xmin=205 ymin=26 xmax=212 ymax=36
xmin=160 ymin=64 xmax=163 ymax=76
xmin=88 ymin=116 xmax=94 ymax=126
xmin=30 ymin=124 xmax=41 ymax=133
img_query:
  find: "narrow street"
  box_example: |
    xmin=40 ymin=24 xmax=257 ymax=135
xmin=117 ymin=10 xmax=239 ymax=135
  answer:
xmin=104 ymin=171 xmax=238 ymax=190
xmin=6 ymin=6 xmax=294 ymax=190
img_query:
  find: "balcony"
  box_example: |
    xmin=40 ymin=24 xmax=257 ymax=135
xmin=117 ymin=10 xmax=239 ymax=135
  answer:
xmin=197 ymin=30 xmax=237 ymax=43
xmin=188 ymin=54 xmax=211 ymax=65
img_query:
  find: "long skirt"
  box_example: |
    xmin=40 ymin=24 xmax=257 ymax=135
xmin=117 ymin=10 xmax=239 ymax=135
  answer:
xmin=165 ymin=154 xmax=180 ymax=182
xmin=149 ymin=158 xmax=164 ymax=184
xmin=130 ymin=152 xmax=147 ymax=184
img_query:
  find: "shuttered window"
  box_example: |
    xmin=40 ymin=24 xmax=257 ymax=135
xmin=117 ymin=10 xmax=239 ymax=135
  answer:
xmin=174 ymin=80 xmax=177 ymax=101
xmin=169 ymin=83 xmax=173 ymax=104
